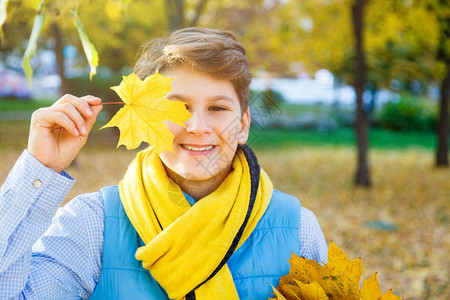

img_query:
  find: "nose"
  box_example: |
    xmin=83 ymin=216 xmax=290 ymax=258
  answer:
xmin=185 ymin=111 xmax=212 ymax=135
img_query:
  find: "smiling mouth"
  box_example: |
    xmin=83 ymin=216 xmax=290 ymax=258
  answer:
xmin=181 ymin=144 xmax=216 ymax=151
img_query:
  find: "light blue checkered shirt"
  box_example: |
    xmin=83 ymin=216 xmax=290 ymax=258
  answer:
xmin=0 ymin=150 xmax=328 ymax=299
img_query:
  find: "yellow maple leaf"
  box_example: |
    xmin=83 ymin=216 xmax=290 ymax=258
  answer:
xmin=273 ymin=243 xmax=402 ymax=300
xmin=279 ymin=254 xmax=321 ymax=285
xmin=279 ymin=284 xmax=302 ymax=300
xmin=361 ymin=273 xmax=382 ymax=300
xmin=327 ymin=241 xmax=362 ymax=285
xmin=316 ymin=266 xmax=360 ymax=300
xmin=379 ymin=290 xmax=402 ymax=300
xmin=293 ymin=280 xmax=328 ymax=300
xmin=101 ymin=72 xmax=192 ymax=152
xmin=271 ymin=285 xmax=287 ymax=300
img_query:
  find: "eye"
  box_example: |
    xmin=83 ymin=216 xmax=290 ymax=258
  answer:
xmin=210 ymin=106 xmax=227 ymax=111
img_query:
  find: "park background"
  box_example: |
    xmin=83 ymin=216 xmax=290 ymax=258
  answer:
xmin=0 ymin=0 xmax=449 ymax=299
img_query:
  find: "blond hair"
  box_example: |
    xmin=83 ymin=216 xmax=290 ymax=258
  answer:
xmin=134 ymin=27 xmax=252 ymax=114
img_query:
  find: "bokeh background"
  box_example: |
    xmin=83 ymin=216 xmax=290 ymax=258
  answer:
xmin=0 ymin=0 xmax=449 ymax=299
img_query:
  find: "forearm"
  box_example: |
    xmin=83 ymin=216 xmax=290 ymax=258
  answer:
xmin=299 ymin=207 xmax=328 ymax=265
xmin=0 ymin=150 xmax=75 ymax=297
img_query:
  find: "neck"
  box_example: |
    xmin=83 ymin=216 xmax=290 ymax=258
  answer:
xmin=163 ymin=164 xmax=232 ymax=201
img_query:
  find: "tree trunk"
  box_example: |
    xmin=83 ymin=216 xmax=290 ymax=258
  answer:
xmin=435 ymin=0 xmax=449 ymax=167
xmin=50 ymin=22 xmax=68 ymax=96
xmin=189 ymin=0 xmax=208 ymax=27
xmin=165 ymin=0 xmax=185 ymax=31
xmin=351 ymin=0 xmax=371 ymax=187
xmin=436 ymin=67 xmax=449 ymax=166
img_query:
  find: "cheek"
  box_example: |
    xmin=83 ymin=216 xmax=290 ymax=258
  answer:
xmin=217 ymin=118 xmax=242 ymax=145
xmin=160 ymin=149 xmax=178 ymax=168
xmin=164 ymin=121 xmax=185 ymax=137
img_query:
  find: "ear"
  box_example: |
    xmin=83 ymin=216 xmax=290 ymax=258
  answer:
xmin=238 ymin=107 xmax=251 ymax=145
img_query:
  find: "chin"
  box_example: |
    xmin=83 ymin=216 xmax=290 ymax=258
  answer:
xmin=177 ymin=168 xmax=218 ymax=182
xmin=161 ymin=154 xmax=231 ymax=184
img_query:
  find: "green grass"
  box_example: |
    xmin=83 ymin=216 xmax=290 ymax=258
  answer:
xmin=249 ymin=127 xmax=436 ymax=150
xmin=0 ymin=98 xmax=54 ymax=111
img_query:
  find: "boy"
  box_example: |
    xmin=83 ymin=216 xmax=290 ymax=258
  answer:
xmin=0 ymin=27 xmax=327 ymax=299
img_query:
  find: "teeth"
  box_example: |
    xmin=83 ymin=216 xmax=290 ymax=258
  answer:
xmin=182 ymin=144 xmax=214 ymax=151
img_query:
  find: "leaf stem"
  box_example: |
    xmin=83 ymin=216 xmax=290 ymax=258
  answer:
xmin=102 ymin=101 xmax=124 ymax=105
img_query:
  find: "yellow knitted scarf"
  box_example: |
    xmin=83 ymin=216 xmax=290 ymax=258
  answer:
xmin=119 ymin=145 xmax=273 ymax=300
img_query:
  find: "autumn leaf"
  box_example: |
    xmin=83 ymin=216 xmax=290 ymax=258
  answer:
xmin=361 ymin=273 xmax=382 ymax=300
xmin=327 ymin=241 xmax=362 ymax=285
xmin=316 ymin=266 xmax=360 ymax=300
xmin=293 ymin=280 xmax=328 ymax=300
xmin=271 ymin=284 xmax=287 ymax=300
xmin=379 ymin=290 xmax=402 ymax=300
xmin=101 ymin=72 xmax=192 ymax=153
xmin=279 ymin=253 xmax=321 ymax=285
xmin=278 ymin=283 xmax=302 ymax=300
xmin=22 ymin=0 xmax=45 ymax=87
xmin=72 ymin=10 xmax=98 ymax=80
xmin=272 ymin=243 xmax=401 ymax=300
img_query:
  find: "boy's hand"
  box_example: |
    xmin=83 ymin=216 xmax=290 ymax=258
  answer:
xmin=27 ymin=95 xmax=103 ymax=173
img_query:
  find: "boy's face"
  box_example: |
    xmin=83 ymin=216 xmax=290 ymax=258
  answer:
xmin=160 ymin=67 xmax=250 ymax=183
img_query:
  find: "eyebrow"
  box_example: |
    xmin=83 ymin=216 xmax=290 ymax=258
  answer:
xmin=167 ymin=94 xmax=235 ymax=104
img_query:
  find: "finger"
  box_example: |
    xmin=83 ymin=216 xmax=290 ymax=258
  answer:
xmin=34 ymin=110 xmax=80 ymax=136
xmin=56 ymin=94 xmax=95 ymax=119
xmin=81 ymin=95 xmax=102 ymax=106
xmin=51 ymin=103 xmax=88 ymax=136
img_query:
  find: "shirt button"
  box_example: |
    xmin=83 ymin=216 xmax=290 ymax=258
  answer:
xmin=33 ymin=180 xmax=42 ymax=189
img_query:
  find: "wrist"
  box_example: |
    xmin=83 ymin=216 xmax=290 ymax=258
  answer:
xmin=26 ymin=149 xmax=65 ymax=174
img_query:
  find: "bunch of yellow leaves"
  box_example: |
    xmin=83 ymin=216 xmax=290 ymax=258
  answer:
xmin=101 ymin=73 xmax=192 ymax=153
xmin=271 ymin=242 xmax=401 ymax=300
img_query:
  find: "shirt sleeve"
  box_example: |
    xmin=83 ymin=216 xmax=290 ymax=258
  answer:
xmin=298 ymin=207 xmax=328 ymax=265
xmin=0 ymin=150 xmax=105 ymax=299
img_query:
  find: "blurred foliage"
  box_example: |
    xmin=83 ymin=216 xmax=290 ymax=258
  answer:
xmin=0 ymin=0 xmax=37 ymax=52
xmin=66 ymin=74 xmax=120 ymax=100
xmin=77 ymin=0 xmax=166 ymax=72
xmin=277 ymin=0 xmax=448 ymax=91
xmin=66 ymin=73 xmax=122 ymax=118
xmin=1 ymin=0 xmax=447 ymax=90
xmin=250 ymin=88 xmax=286 ymax=112
xmin=1 ymin=0 xmax=167 ymax=73
xmin=378 ymin=95 xmax=438 ymax=131
xmin=260 ymin=89 xmax=285 ymax=111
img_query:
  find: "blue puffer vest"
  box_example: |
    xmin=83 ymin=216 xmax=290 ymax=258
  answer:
xmin=89 ymin=185 xmax=300 ymax=300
